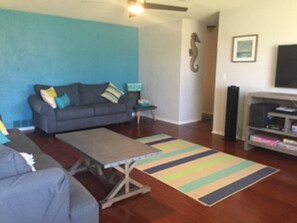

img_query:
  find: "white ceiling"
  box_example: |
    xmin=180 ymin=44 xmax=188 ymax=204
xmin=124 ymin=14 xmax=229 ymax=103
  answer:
xmin=0 ymin=0 xmax=258 ymax=27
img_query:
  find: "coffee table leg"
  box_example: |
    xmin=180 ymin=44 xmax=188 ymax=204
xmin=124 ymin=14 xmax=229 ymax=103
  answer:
xmin=69 ymin=157 xmax=88 ymax=175
xmin=100 ymin=161 xmax=150 ymax=209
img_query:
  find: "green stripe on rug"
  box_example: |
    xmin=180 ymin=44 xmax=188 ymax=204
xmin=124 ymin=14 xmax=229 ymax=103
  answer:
xmin=154 ymin=140 xmax=194 ymax=151
xmin=178 ymin=160 xmax=254 ymax=192
xmin=160 ymin=154 xmax=234 ymax=183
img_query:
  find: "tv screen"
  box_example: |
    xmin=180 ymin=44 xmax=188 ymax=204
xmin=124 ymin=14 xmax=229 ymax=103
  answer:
xmin=275 ymin=44 xmax=297 ymax=88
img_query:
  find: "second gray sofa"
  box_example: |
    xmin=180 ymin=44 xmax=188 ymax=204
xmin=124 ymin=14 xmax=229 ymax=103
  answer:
xmin=28 ymin=82 xmax=136 ymax=133
xmin=0 ymin=128 xmax=99 ymax=223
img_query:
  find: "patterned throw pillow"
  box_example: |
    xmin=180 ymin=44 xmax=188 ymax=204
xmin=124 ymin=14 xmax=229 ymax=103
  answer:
xmin=0 ymin=120 xmax=9 ymax=135
xmin=40 ymin=87 xmax=57 ymax=109
xmin=101 ymin=82 xmax=124 ymax=103
xmin=55 ymin=93 xmax=70 ymax=109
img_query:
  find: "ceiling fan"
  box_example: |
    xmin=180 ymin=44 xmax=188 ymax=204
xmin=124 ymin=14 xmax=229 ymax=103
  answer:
xmin=127 ymin=0 xmax=188 ymax=17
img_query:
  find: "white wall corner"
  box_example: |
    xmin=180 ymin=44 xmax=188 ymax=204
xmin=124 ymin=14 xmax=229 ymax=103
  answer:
xmin=139 ymin=20 xmax=182 ymax=125
xmin=179 ymin=19 xmax=206 ymax=124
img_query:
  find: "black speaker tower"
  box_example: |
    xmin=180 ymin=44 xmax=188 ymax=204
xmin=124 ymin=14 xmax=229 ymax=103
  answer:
xmin=224 ymin=85 xmax=239 ymax=141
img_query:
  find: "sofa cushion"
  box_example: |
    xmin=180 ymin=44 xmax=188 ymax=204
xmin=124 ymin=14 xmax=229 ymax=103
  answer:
xmin=0 ymin=144 xmax=32 ymax=180
xmin=56 ymin=106 xmax=94 ymax=121
xmin=0 ymin=168 xmax=70 ymax=223
xmin=6 ymin=129 xmax=43 ymax=154
xmin=79 ymin=83 xmax=109 ymax=105
xmin=35 ymin=83 xmax=80 ymax=106
xmin=93 ymin=102 xmax=126 ymax=116
xmin=55 ymin=83 xmax=80 ymax=106
xmin=33 ymin=153 xmax=63 ymax=170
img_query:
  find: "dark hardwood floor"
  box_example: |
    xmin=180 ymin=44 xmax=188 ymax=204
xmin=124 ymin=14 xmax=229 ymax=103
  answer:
xmin=25 ymin=118 xmax=297 ymax=223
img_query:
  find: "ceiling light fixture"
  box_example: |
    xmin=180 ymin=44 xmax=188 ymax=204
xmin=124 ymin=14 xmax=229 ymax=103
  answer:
xmin=128 ymin=0 xmax=144 ymax=15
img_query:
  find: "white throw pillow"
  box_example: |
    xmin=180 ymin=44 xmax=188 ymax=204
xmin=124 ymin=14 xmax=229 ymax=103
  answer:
xmin=19 ymin=152 xmax=36 ymax=171
xmin=40 ymin=87 xmax=57 ymax=109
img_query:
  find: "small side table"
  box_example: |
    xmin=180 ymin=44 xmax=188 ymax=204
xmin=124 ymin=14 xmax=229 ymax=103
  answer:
xmin=134 ymin=105 xmax=157 ymax=124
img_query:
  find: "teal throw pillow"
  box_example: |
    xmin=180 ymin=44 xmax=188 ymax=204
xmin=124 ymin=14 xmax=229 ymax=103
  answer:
xmin=55 ymin=93 xmax=70 ymax=109
xmin=0 ymin=132 xmax=10 ymax=144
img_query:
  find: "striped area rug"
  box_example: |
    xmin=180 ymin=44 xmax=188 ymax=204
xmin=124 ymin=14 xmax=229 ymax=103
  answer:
xmin=136 ymin=134 xmax=279 ymax=207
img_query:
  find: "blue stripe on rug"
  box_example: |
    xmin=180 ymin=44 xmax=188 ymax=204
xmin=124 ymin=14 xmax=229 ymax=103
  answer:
xmin=144 ymin=149 xmax=218 ymax=174
xmin=136 ymin=145 xmax=202 ymax=166
xmin=146 ymin=137 xmax=177 ymax=146
xmin=198 ymin=167 xmax=277 ymax=206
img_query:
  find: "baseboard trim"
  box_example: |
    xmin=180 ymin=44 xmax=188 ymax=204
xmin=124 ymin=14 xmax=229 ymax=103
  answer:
xmin=211 ymin=129 xmax=244 ymax=141
xmin=141 ymin=114 xmax=179 ymax=125
xmin=178 ymin=119 xmax=201 ymax=125
xmin=19 ymin=126 xmax=35 ymax=131
xmin=211 ymin=129 xmax=223 ymax=136
xmin=141 ymin=114 xmax=200 ymax=125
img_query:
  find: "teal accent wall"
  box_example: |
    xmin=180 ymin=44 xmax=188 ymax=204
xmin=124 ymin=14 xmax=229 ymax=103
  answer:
xmin=0 ymin=10 xmax=138 ymax=128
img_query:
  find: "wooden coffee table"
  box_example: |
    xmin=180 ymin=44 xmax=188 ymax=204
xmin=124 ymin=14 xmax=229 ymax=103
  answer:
xmin=56 ymin=128 xmax=160 ymax=209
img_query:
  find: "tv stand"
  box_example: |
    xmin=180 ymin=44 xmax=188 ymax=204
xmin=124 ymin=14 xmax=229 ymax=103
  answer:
xmin=245 ymin=92 xmax=297 ymax=156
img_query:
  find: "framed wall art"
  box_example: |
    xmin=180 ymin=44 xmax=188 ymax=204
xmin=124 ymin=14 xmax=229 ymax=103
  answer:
xmin=232 ymin=34 xmax=258 ymax=62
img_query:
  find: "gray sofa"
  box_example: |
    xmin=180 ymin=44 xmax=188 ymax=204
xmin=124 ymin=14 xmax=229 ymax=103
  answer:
xmin=0 ymin=128 xmax=99 ymax=223
xmin=28 ymin=82 xmax=136 ymax=133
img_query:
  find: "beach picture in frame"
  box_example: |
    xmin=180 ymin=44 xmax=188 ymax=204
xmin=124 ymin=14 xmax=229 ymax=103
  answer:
xmin=232 ymin=35 xmax=258 ymax=62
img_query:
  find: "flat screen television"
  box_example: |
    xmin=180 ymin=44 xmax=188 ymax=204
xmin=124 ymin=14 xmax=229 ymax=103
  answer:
xmin=275 ymin=44 xmax=297 ymax=88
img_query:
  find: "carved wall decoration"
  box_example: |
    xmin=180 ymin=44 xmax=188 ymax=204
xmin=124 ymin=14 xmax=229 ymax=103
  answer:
xmin=189 ymin=32 xmax=201 ymax=73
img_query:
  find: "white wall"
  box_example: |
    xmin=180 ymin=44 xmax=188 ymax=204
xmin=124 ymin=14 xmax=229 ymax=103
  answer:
xmin=139 ymin=19 xmax=206 ymax=124
xmin=179 ymin=19 xmax=206 ymax=124
xmin=213 ymin=0 xmax=297 ymax=137
xmin=139 ymin=20 xmax=182 ymax=123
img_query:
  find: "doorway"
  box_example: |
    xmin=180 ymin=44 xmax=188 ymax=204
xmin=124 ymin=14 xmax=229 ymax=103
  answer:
xmin=201 ymin=25 xmax=218 ymax=124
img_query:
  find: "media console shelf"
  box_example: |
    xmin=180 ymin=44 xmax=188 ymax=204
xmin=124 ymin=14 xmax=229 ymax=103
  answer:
xmin=245 ymin=92 xmax=297 ymax=156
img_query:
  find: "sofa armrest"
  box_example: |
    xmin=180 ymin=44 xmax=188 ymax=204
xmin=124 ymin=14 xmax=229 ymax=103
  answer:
xmin=0 ymin=168 xmax=70 ymax=223
xmin=119 ymin=95 xmax=136 ymax=112
xmin=28 ymin=95 xmax=55 ymax=116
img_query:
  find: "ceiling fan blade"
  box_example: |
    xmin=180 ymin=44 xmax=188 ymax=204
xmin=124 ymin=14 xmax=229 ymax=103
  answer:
xmin=144 ymin=2 xmax=188 ymax=12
